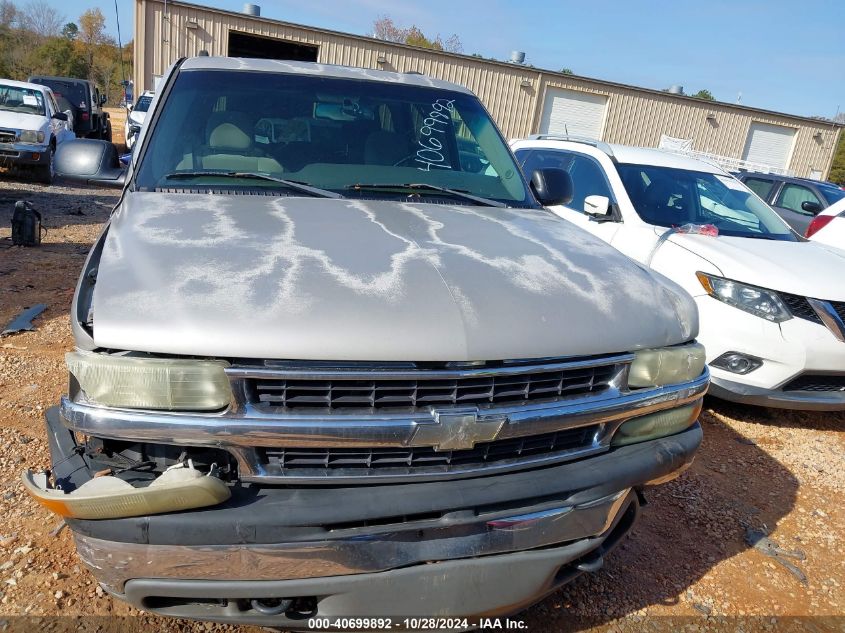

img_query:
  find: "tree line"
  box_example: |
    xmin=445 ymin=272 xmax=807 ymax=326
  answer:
xmin=0 ymin=0 xmax=132 ymax=105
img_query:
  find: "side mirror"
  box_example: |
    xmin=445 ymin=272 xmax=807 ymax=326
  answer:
xmin=127 ymin=103 xmax=134 ymax=112
xmin=530 ymin=168 xmax=573 ymax=206
xmin=801 ymin=201 xmax=822 ymax=215
xmin=99 ymin=94 xmax=107 ymax=106
xmin=51 ymin=111 xmax=68 ymax=121
xmin=55 ymin=139 xmax=126 ymax=188
xmin=584 ymin=194 xmax=611 ymax=217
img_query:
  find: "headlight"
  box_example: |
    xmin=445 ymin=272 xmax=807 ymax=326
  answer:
xmin=611 ymin=402 xmax=701 ymax=447
xmin=628 ymin=342 xmax=706 ymax=388
xmin=696 ymin=272 xmax=791 ymax=323
xmin=66 ymin=351 xmax=231 ymax=411
xmin=19 ymin=130 xmax=45 ymax=144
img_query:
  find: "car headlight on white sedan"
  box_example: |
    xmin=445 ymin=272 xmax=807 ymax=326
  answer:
xmin=696 ymin=272 xmax=792 ymax=323
xmin=19 ymin=130 xmax=45 ymax=144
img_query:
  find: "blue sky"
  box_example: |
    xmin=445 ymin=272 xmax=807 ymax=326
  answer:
xmin=55 ymin=0 xmax=844 ymax=119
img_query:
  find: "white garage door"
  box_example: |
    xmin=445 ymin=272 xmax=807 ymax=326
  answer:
xmin=741 ymin=122 xmax=796 ymax=170
xmin=539 ymin=87 xmax=607 ymax=139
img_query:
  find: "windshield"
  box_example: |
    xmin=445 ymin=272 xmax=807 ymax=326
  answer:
xmin=31 ymin=79 xmax=85 ymax=109
xmin=818 ymin=183 xmax=845 ymax=206
xmin=135 ymin=69 xmax=531 ymax=206
xmin=0 ymin=84 xmax=45 ymax=116
xmin=617 ymin=163 xmax=798 ymax=241
xmin=134 ymin=95 xmax=153 ymax=113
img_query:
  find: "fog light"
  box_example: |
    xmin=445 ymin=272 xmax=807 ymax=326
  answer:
xmin=31 ymin=153 xmax=40 ymax=161
xmin=612 ymin=402 xmax=701 ymax=447
xmin=710 ymin=352 xmax=762 ymax=375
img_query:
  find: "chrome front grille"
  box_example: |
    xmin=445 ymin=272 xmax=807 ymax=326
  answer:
xmin=61 ymin=355 xmax=712 ymax=484
xmin=0 ymin=129 xmax=16 ymax=144
xmin=259 ymin=424 xmax=601 ymax=477
xmin=246 ymin=361 xmax=619 ymax=412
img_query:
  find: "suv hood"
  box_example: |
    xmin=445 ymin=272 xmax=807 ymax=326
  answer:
xmin=91 ymin=193 xmax=697 ymax=361
xmin=670 ymin=234 xmax=845 ymax=300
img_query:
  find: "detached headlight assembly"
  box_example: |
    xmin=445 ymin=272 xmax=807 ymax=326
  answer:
xmin=628 ymin=342 xmax=706 ymax=388
xmin=66 ymin=351 xmax=231 ymax=411
xmin=19 ymin=129 xmax=45 ymax=144
xmin=696 ymin=272 xmax=791 ymax=323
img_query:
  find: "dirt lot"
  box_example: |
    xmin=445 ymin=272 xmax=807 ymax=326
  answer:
xmin=0 ymin=174 xmax=843 ymax=632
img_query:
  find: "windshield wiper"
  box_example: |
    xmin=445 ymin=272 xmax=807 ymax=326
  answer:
xmin=347 ymin=183 xmax=506 ymax=208
xmin=162 ymin=171 xmax=341 ymax=199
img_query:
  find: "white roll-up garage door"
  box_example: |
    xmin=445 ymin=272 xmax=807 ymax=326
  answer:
xmin=741 ymin=122 xmax=797 ymax=170
xmin=539 ymin=87 xmax=607 ymax=139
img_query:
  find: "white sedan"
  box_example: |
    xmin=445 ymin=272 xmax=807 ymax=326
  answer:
xmin=512 ymin=136 xmax=845 ymax=410
xmin=807 ymin=196 xmax=845 ymax=250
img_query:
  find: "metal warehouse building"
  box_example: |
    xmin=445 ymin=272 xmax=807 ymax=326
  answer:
xmin=134 ymin=0 xmax=843 ymax=178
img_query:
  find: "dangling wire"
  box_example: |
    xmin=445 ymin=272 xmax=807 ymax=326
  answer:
xmin=114 ymin=0 xmax=127 ymax=104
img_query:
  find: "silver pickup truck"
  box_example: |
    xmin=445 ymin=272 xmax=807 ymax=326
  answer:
xmin=30 ymin=57 xmax=708 ymax=628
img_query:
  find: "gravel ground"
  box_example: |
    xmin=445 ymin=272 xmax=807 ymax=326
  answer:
xmin=0 ymin=175 xmax=843 ymax=632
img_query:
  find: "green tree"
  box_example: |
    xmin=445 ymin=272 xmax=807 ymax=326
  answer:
xmin=61 ymin=21 xmax=77 ymax=40
xmin=691 ymin=89 xmax=714 ymax=100
xmin=559 ymin=68 xmax=573 ymax=75
xmin=30 ymin=35 xmax=86 ymax=76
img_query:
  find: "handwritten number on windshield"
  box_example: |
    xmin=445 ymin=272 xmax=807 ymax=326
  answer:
xmin=416 ymin=99 xmax=455 ymax=172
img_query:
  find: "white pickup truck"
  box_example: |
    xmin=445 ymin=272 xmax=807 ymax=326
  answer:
xmin=0 ymin=78 xmax=74 ymax=183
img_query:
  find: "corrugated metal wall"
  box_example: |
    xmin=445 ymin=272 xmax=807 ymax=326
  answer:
xmin=136 ymin=0 xmax=842 ymax=178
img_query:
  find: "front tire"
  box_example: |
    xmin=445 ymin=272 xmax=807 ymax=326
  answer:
xmin=102 ymin=120 xmax=112 ymax=142
xmin=34 ymin=144 xmax=54 ymax=185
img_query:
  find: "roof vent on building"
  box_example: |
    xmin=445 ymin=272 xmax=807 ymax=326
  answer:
xmin=243 ymin=3 xmax=260 ymax=16
xmin=668 ymin=84 xmax=684 ymax=95
xmin=510 ymin=51 xmax=525 ymax=64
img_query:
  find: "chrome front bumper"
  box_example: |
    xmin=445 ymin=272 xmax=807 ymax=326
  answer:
xmin=0 ymin=141 xmax=50 ymax=164
xmin=59 ymin=369 xmax=709 ymax=483
xmin=77 ymin=488 xmax=635 ymax=593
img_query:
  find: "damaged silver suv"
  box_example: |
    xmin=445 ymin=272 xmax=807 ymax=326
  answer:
xmin=29 ymin=57 xmax=708 ymax=628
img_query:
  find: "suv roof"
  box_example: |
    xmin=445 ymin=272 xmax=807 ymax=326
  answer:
xmin=179 ymin=56 xmax=473 ymax=94
xmin=29 ymin=75 xmax=93 ymax=86
xmin=517 ymin=135 xmax=725 ymax=174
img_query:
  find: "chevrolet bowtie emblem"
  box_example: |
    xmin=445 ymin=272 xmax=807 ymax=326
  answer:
xmin=412 ymin=409 xmax=507 ymax=451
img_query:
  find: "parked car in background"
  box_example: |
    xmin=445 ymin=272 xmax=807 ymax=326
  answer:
xmin=27 ymin=75 xmax=112 ymax=141
xmin=512 ymin=135 xmax=845 ymax=411
xmin=734 ymin=172 xmax=845 ymax=235
xmin=807 ymin=197 xmax=845 ymax=247
xmin=30 ymin=58 xmax=709 ymax=628
xmin=124 ymin=90 xmax=154 ymax=149
xmin=0 ymin=78 xmax=74 ymax=183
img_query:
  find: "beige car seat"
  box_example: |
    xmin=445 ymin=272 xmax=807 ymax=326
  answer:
xmin=176 ymin=112 xmax=283 ymax=174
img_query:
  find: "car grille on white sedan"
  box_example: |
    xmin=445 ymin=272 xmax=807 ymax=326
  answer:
xmin=783 ymin=375 xmax=845 ymax=392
